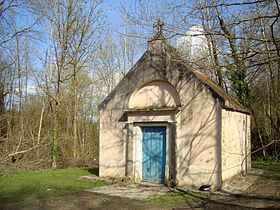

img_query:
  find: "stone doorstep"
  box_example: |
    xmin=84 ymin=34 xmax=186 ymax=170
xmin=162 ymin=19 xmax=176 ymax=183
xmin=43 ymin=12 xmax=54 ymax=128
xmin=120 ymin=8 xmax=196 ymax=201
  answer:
xmin=78 ymin=174 xmax=132 ymax=184
xmin=86 ymin=183 xmax=171 ymax=200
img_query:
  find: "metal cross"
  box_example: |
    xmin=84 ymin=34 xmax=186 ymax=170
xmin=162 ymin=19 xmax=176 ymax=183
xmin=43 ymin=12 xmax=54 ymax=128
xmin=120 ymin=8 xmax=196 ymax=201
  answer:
xmin=154 ymin=18 xmax=164 ymax=36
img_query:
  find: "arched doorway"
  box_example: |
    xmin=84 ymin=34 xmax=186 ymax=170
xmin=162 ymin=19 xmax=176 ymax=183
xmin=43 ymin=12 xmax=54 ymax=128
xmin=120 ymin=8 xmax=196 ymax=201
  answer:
xmin=125 ymin=80 xmax=181 ymax=184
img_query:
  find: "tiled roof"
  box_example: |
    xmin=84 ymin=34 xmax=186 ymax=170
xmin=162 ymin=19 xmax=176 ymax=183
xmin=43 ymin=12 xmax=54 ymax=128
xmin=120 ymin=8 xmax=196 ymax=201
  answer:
xmin=192 ymin=70 xmax=250 ymax=114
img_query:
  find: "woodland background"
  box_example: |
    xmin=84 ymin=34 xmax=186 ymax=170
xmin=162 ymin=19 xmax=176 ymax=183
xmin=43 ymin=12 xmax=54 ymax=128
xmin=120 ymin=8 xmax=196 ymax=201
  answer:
xmin=0 ymin=0 xmax=279 ymax=174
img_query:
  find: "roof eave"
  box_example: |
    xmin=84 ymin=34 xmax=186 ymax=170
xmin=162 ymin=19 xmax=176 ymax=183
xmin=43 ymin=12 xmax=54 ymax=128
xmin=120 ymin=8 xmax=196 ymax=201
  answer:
xmin=222 ymin=104 xmax=251 ymax=114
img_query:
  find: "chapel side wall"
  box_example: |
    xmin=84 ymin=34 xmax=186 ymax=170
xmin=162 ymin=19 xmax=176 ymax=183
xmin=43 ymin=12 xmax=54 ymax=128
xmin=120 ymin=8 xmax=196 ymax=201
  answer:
xmin=175 ymin=78 xmax=221 ymax=189
xmin=221 ymin=109 xmax=250 ymax=181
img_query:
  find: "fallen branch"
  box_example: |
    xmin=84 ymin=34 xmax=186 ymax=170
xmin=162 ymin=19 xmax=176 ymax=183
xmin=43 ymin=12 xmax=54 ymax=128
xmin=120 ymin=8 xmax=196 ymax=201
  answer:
xmin=251 ymin=140 xmax=280 ymax=155
xmin=241 ymin=140 xmax=280 ymax=169
xmin=7 ymin=146 xmax=40 ymax=157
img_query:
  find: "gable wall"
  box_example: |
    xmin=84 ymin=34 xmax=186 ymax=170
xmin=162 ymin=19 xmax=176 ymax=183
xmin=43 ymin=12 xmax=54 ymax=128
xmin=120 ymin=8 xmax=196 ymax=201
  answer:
xmin=221 ymin=109 xmax=251 ymax=182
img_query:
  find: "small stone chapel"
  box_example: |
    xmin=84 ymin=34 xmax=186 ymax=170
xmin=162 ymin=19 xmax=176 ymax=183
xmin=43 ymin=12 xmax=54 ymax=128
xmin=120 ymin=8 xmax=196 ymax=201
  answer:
xmin=99 ymin=20 xmax=251 ymax=189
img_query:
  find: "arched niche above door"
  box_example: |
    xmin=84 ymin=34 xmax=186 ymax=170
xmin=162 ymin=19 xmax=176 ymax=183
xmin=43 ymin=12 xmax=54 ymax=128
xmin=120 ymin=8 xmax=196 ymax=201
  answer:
xmin=128 ymin=80 xmax=181 ymax=109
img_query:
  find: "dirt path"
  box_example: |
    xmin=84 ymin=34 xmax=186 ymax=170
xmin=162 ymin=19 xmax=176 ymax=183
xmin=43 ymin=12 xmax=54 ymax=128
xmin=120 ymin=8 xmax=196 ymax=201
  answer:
xmin=1 ymin=164 xmax=280 ymax=210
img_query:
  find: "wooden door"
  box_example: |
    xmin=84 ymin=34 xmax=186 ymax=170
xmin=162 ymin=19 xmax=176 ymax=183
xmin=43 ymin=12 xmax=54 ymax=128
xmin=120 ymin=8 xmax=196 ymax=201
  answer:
xmin=142 ymin=126 xmax=166 ymax=183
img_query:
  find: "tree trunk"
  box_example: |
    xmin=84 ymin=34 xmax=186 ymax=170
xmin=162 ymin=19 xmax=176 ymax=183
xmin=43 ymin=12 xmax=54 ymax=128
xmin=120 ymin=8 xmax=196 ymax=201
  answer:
xmin=0 ymin=82 xmax=6 ymax=139
xmin=214 ymin=3 xmax=248 ymax=106
xmin=51 ymin=102 xmax=59 ymax=169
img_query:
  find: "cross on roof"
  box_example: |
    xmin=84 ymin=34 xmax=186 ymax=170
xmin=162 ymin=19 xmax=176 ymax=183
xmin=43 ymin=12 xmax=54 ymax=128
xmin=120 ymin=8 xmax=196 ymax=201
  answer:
xmin=153 ymin=18 xmax=164 ymax=37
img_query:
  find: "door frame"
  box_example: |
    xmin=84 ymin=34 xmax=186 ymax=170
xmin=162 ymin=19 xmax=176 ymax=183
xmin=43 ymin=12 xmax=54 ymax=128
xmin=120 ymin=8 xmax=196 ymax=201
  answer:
xmin=132 ymin=123 xmax=170 ymax=184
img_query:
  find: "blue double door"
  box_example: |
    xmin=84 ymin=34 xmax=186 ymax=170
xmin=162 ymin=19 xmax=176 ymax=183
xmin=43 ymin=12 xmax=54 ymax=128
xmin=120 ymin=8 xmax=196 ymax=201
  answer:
xmin=142 ymin=126 xmax=166 ymax=183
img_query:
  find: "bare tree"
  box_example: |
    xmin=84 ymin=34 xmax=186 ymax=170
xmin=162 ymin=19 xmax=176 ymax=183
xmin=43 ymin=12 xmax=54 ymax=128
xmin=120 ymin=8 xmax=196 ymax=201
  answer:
xmin=35 ymin=0 xmax=104 ymax=168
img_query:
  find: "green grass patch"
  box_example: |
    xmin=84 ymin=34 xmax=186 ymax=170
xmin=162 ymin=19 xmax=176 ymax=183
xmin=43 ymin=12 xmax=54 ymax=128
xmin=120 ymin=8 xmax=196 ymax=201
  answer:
xmin=0 ymin=168 xmax=104 ymax=201
xmin=147 ymin=189 xmax=208 ymax=206
xmin=252 ymin=160 xmax=280 ymax=182
xmin=252 ymin=159 xmax=280 ymax=170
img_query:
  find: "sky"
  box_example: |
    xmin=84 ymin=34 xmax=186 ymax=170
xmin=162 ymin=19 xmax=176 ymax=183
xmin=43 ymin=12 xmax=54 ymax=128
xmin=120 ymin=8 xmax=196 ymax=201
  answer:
xmin=6 ymin=0 xmax=141 ymax=97
xmin=11 ymin=0 xmax=126 ymax=69
xmin=105 ymin=0 xmax=123 ymax=29
xmin=9 ymin=0 xmax=206 ymax=72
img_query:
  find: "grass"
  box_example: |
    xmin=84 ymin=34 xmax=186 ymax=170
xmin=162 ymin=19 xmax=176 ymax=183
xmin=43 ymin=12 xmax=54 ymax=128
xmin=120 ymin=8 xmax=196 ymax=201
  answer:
xmin=252 ymin=159 xmax=280 ymax=175
xmin=0 ymin=167 xmax=104 ymax=201
xmin=252 ymin=159 xmax=280 ymax=169
xmin=252 ymin=160 xmax=280 ymax=183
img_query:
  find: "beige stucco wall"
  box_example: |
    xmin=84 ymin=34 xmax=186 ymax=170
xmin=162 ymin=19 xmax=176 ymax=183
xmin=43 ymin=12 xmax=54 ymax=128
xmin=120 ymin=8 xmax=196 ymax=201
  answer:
xmin=221 ymin=109 xmax=251 ymax=182
xmin=175 ymin=80 xmax=221 ymax=188
xmin=99 ymin=103 xmax=126 ymax=177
